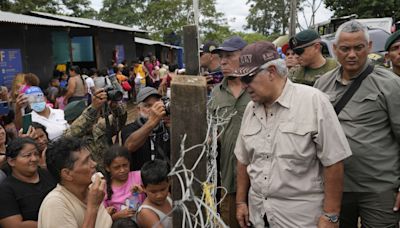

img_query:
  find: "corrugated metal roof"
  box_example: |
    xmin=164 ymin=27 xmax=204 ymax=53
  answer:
xmin=31 ymin=11 xmax=146 ymax=33
xmin=135 ymin=37 xmax=182 ymax=49
xmin=0 ymin=10 xmax=88 ymax=28
xmin=135 ymin=37 xmax=161 ymax=45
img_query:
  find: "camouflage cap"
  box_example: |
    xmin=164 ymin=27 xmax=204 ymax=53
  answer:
xmin=233 ymin=41 xmax=280 ymax=77
xmin=64 ymin=100 xmax=87 ymax=122
xmin=385 ymin=30 xmax=400 ymax=51
xmin=289 ymin=29 xmax=320 ymax=49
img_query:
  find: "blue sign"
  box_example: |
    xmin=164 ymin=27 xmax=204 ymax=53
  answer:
xmin=0 ymin=49 xmax=23 ymax=89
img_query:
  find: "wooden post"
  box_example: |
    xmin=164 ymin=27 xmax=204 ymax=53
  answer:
xmin=170 ymin=75 xmax=207 ymax=227
xmin=183 ymin=25 xmax=200 ymax=75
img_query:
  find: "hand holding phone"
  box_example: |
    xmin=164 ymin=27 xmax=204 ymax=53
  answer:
xmin=22 ymin=113 xmax=32 ymax=134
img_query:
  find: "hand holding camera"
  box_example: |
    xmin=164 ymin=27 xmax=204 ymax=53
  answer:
xmin=148 ymin=101 xmax=166 ymax=126
xmin=92 ymin=90 xmax=108 ymax=110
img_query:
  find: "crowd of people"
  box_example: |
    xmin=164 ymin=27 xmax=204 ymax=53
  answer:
xmin=0 ymin=19 xmax=399 ymax=228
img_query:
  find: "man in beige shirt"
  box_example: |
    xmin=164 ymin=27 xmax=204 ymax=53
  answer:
xmin=38 ymin=136 xmax=112 ymax=228
xmin=234 ymin=41 xmax=352 ymax=228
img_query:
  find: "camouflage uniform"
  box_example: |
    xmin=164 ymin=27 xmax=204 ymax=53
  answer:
xmin=288 ymin=58 xmax=338 ymax=86
xmin=64 ymin=103 xmax=127 ymax=171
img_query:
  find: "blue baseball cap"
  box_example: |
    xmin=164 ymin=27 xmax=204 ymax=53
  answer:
xmin=211 ymin=36 xmax=247 ymax=53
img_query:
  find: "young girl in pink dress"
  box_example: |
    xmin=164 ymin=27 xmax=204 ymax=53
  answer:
xmin=103 ymin=145 xmax=145 ymax=221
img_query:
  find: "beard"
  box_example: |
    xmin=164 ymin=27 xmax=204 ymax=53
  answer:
xmin=139 ymin=112 xmax=149 ymax=121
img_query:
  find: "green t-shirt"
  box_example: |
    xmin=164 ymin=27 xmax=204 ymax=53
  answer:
xmin=288 ymin=58 xmax=338 ymax=86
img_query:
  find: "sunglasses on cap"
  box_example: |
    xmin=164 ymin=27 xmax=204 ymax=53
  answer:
xmin=240 ymin=68 xmax=264 ymax=84
xmin=292 ymin=42 xmax=318 ymax=55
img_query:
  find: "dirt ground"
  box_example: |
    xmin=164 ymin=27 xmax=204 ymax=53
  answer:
xmin=126 ymin=100 xmax=138 ymax=124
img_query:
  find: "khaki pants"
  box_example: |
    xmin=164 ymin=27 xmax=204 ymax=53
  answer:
xmin=220 ymin=192 xmax=240 ymax=228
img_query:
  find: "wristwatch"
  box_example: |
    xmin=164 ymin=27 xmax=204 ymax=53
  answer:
xmin=324 ymin=213 xmax=339 ymax=223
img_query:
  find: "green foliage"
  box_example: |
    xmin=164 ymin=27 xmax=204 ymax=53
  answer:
xmin=324 ymin=0 xmax=400 ymax=19
xmin=98 ymin=0 xmax=230 ymax=44
xmin=0 ymin=0 xmax=97 ymax=17
xmin=245 ymin=0 xmax=303 ymax=35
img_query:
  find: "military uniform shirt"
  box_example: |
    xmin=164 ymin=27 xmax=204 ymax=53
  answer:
xmin=288 ymin=58 xmax=338 ymax=86
xmin=314 ymin=62 xmax=400 ymax=193
xmin=209 ymin=77 xmax=250 ymax=193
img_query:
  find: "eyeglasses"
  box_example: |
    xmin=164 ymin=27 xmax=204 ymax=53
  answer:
xmin=292 ymin=42 xmax=317 ymax=55
xmin=240 ymin=68 xmax=264 ymax=84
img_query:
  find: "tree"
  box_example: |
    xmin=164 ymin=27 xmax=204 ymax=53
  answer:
xmin=0 ymin=0 xmax=60 ymax=13
xmin=62 ymin=0 xmax=97 ymax=18
xmin=0 ymin=0 xmax=97 ymax=18
xmin=98 ymin=0 xmax=145 ymax=27
xmin=245 ymin=0 xmax=303 ymax=35
xmin=98 ymin=0 xmax=231 ymax=43
xmin=324 ymin=0 xmax=400 ymax=20
xmin=298 ymin=0 xmax=324 ymax=30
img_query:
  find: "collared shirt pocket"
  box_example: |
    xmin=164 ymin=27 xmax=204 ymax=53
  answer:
xmin=346 ymin=92 xmax=381 ymax=121
xmin=276 ymin=122 xmax=316 ymax=173
xmin=241 ymin=119 xmax=264 ymax=163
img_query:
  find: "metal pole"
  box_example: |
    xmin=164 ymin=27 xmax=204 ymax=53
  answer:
xmin=193 ymin=0 xmax=200 ymax=74
xmin=289 ymin=0 xmax=297 ymax=37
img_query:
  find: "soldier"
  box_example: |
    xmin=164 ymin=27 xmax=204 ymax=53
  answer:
xmin=315 ymin=20 xmax=400 ymax=227
xmin=64 ymin=89 xmax=127 ymax=171
xmin=288 ymin=29 xmax=338 ymax=86
xmin=385 ymin=30 xmax=400 ymax=76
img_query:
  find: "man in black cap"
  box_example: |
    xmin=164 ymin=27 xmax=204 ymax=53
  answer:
xmin=121 ymin=87 xmax=170 ymax=171
xmin=288 ymin=29 xmax=338 ymax=86
xmin=200 ymin=41 xmax=221 ymax=74
xmin=208 ymin=36 xmax=250 ymax=228
xmin=385 ymin=30 xmax=400 ymax=76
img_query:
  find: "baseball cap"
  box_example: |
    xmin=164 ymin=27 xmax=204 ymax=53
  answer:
xmin=233 ymin=41 xmax=280 ymax=77
xmin=211 ymin=36 xmax=247 ymax=53
xmin=201 ymin=41 xmax=218 ymax=53
xmin=64 ymin=100 xmax=87 ymax=122
xmin=289 ymin=29 xmax=320 ymax=50
xmin=385 ymin=30 xmax=400 ymax=51
xmin=136 ymin=87 xmax=162 ymax=103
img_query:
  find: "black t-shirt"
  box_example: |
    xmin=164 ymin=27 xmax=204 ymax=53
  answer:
xmin=121 ymin=119 xmax=170 ymax=171
xmin=0 ymin=168 xmax=56 ymax=221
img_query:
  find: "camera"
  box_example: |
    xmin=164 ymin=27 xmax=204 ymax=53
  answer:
xmin=104 ymin=85 xmax=123 ymax=101
xmin=104 ymin=74 xmax=124 ymax=101
xmin=161 ymin=97 xmax=170 ymax=115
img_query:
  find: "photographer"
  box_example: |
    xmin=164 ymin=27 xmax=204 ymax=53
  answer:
xmin=64 ymin=89 xmax=127 ymax=171
xmin=121 ymin=87 xmax=170 ymax=171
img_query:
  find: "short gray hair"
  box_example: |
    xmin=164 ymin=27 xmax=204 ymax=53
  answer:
xmin=260 ymin=58 xmax=288 ymax=78
xmin=335 ymin=20 xmax=369 ymax=44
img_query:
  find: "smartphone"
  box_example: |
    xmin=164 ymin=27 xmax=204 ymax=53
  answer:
xmin=22 ymin=113 xmax=32 ymax=134
xmin=207 ymin=71 xmax=224 ymax=84
xmin=0 ymin=101 xmax=9 ymax=116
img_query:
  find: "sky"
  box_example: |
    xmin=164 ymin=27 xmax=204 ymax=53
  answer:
xmin=91 ymin=0 xmax=334 ymax=32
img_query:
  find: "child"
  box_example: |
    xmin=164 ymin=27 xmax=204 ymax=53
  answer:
xmin=55 ymin=88 xmax=67 ymax=110
xmin=136 ymin=159 xmax=172 ymax=228
xmin=103 ymin=145 xmax=145 ymax=221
